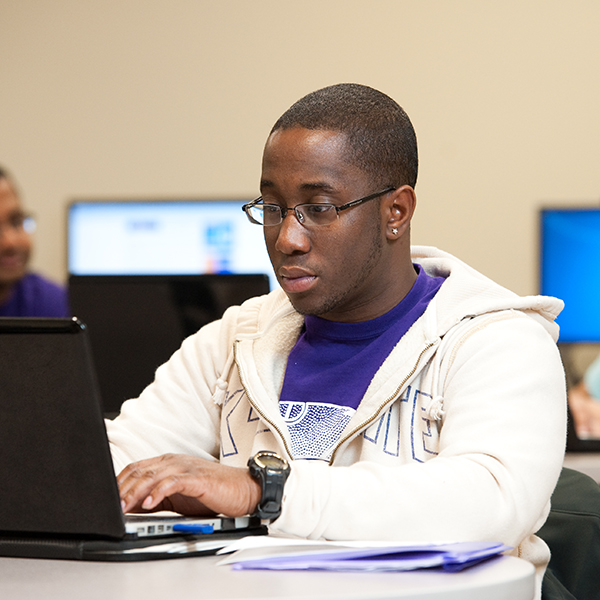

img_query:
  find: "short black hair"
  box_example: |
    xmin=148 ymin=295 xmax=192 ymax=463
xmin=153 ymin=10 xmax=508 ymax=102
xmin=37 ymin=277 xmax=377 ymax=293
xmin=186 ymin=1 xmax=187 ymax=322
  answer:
xmin=0 ymin=166 xmax=21 ymax=199
xmin=270 ymin=83 xmax=418 ymax=189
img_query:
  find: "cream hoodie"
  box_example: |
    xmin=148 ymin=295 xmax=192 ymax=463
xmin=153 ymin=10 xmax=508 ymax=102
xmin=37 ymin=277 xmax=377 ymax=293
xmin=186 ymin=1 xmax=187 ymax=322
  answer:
xmin=107 ymin=246 xmax=567 ymax=598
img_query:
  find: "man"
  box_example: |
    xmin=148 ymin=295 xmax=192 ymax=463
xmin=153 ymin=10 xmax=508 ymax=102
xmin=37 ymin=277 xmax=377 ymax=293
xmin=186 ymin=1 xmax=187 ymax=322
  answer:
xmin=108 ymin=84 xmax=566 ymax=596
xmin=0 ymin=166 xmax=69 ymax=317
xmin=568 ymin=352 xmax=600 ymax=438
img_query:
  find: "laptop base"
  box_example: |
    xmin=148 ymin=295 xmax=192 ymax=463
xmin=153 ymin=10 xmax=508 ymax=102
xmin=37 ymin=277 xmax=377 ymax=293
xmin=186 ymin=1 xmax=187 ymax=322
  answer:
xmin=0 ymin=526 xmax=267 ymax=562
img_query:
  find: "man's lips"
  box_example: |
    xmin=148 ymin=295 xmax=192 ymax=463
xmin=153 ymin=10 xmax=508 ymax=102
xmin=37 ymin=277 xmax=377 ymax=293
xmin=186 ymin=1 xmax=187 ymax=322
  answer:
xmin=0 ymin=252 xmax=26 ymax=270
xmin=278 ymin=267 xmax=317 ymax=294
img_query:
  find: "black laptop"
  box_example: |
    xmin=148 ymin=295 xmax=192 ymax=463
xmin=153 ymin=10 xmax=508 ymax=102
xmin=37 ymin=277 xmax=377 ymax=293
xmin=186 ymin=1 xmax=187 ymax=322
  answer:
xmin=0 ymin=317 xmax=266 ymax=561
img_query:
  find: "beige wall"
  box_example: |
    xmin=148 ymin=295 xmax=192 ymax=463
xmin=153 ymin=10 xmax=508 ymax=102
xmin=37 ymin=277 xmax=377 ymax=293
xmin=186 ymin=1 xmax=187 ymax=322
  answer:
xmin=1 ymin=0 xmax=599 ymax=295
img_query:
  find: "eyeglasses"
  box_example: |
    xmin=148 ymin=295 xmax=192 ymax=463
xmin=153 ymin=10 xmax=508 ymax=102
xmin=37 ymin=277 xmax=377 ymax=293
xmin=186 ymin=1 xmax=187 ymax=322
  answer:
xmin=0 ymin=213 xmax=36 ymax=239
xmin=242 ymin=187 xmax=396 ymax=227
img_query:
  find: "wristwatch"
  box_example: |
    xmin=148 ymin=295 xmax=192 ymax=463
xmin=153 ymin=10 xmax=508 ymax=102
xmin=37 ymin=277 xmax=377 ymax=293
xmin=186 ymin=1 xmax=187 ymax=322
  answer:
xmin=247 ymin=451 xmax=290 ymax=521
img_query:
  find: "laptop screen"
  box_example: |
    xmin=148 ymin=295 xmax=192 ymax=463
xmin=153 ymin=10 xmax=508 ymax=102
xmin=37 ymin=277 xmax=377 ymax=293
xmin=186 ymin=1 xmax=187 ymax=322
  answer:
xmin=67 ymin=199 xmax=276 ymax=290
xmin=0 ymin=318 xmax=126 ymax=538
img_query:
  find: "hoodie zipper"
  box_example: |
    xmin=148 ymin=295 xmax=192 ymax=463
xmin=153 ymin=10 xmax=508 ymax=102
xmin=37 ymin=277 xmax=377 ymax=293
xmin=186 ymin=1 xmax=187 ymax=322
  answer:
xmin=328 ymin=341 xmax=436 ymax=465
xmin=235 ymin=339 xmax=437 ymax=465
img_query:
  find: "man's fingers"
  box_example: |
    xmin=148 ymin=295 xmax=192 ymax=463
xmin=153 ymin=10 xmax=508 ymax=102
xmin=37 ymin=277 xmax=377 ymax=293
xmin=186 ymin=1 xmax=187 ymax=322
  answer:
xmin=118 ymin=456 xmax=184 ymax=512
xmin=117 ymin=455 xmax=215 ymax=513
xmin=116 ymin=454 xmax=261 ymax=517
xmin=137 ymin=474 xmax=187 ymax=511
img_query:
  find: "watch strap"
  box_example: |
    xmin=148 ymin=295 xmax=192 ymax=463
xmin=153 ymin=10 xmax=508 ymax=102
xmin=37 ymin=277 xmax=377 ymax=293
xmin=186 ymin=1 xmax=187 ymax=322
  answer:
xmin=248 ymin=452 xmax=290 ymax=521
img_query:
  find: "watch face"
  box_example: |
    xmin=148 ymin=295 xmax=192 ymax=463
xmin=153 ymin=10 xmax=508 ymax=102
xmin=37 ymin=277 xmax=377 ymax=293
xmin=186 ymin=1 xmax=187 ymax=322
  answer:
xmin=256 ymin=452 xmax=286 ymax=470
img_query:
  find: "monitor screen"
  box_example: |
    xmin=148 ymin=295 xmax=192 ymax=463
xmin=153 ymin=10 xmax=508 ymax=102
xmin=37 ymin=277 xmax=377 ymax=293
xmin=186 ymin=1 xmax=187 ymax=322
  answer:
xmin=69 ymin=274 xmax=270 ymax=414
xmin=67 ymin=200 xmax=276 ymax=289
xmin=540 ymin=207 xmax=600 ymax=342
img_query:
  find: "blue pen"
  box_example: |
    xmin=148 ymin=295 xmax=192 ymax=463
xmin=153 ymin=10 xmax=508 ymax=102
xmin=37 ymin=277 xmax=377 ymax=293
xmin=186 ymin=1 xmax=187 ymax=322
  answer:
xmin=172 ymin=523 xmax=215 ymax=535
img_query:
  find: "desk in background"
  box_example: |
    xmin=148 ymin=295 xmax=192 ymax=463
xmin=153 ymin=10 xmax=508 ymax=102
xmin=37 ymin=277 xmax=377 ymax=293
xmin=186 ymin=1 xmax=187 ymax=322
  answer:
xmin=563 ymin=452 xmax=600 ymax=483
xmin=0 ymin=554 xmax=534 ymax=600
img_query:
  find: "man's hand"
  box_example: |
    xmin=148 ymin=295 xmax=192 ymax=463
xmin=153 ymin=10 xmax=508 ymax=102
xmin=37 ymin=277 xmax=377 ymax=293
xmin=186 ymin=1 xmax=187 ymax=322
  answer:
xmin=568 ymin=382 xmax=600 ymax=439
xmin=117 ymin=454 xmax=261 ymax=517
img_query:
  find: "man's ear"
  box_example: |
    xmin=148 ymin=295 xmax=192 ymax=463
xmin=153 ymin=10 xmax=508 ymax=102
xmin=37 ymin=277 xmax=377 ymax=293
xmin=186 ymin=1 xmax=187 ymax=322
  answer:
xmin=383 ymin=185 xmax=416 ymax=240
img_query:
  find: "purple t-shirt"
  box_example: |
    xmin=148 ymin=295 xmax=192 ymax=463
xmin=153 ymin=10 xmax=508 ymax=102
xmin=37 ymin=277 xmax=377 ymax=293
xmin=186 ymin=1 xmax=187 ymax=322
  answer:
xmin=279 ymin=265 xmax=444 ymax=460
xmin=0 ymin=273 xmax=70 ymax=317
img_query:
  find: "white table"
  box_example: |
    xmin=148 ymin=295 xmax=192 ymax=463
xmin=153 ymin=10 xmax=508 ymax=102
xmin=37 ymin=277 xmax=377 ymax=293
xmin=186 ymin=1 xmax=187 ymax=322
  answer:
xmin=0 ymin=554 xmax=534 ymax=600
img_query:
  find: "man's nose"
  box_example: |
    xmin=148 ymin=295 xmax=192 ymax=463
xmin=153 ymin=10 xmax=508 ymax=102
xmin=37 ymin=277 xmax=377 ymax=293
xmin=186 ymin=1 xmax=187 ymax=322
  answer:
xmin=274 ymin=210 xmax=310 ymax=255
xmin=0 ymin=223 xmax=19 ymax=246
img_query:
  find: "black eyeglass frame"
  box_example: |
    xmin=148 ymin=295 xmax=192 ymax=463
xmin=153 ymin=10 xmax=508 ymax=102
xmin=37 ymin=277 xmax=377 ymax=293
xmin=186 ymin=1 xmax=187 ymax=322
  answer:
xmin=0 ymin=212 xmax=36 ymax=238
xmin=242 ymin=186 xmax=396 ymax=226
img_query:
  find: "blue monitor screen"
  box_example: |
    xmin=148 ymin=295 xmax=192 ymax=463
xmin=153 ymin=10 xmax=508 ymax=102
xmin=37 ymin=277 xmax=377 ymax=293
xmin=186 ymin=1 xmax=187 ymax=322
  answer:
xmin=540 ymin=208 xmax=600 ymax=342
xmin=67 ymin=200 xmax=277 ymax=289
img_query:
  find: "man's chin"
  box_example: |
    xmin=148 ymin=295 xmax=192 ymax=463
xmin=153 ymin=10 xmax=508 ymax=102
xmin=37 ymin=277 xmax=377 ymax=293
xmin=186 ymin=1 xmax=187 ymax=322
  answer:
xmin=287 ymin=294 xmax=321 ymax=317
xmin=287 ymin=292 xmax=341 ymax=319
xmin=0 ymin=268 xmax=27 ymax=288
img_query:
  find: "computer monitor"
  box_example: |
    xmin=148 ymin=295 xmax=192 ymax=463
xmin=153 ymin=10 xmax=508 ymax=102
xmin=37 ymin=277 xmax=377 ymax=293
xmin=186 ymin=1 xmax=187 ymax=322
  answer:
xmin=69 ymin=274 xmax=270 ymax=415
xmin=540 ymin=207 xmax=600 ymax=451
xmin=67 ymin=199 xmax=276 ymax=289
xmin=539 ymin=207 xmax=600 ymax=343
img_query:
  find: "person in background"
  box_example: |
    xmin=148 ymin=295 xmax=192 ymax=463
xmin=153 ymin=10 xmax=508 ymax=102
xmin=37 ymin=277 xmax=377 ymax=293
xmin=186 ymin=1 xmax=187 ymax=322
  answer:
xmin=0 ymin=166 xmax=69 ymax=317
xmin=568 ymin=352 xmax=600 ymax=438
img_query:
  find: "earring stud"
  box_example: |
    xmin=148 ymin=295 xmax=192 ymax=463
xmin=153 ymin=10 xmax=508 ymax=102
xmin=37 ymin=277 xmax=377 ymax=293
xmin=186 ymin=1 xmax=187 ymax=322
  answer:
xmin=392 ymin=227 xmax=398 ymax=235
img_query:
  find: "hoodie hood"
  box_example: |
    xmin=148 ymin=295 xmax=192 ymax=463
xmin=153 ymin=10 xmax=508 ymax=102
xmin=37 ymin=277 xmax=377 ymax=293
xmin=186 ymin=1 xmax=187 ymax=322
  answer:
xmin=412 ymin=246 xmax=564 ymax=342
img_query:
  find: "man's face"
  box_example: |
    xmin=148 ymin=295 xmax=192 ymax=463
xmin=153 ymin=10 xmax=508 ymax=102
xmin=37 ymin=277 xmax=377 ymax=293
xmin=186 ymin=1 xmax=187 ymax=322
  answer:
xmin=261 ymin=128 xmax=394 ymax=322
xmin=0 ymin=178 xmax=31 ymax=288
